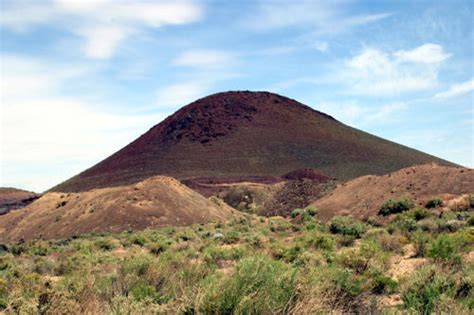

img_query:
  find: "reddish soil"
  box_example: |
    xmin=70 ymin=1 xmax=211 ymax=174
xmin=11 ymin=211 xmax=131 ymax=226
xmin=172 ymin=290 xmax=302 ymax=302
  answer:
xmin=182 ymin=175 xmax=283 ymax=197
xmin=282 ymin=169 xmax=331 ymax=181
xmin=0 ymin=187 xmax=41 ymax=215
xmin=51 ymin=91 xmax=454 ymax=192
xmin=312 ymin=164 xmax=474 ymax=221
xmin=0 ymin=176 xmax=236 ymax=242
xmin=262 ymin=179 xmax=337 ymax=217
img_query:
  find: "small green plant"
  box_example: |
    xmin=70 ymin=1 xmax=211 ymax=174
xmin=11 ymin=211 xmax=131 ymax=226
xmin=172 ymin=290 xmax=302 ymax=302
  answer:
xmin=372 ymin=275 xmax=398 ymax=294
xmin=291 ymin=208 xmax=303 ymax=218
xmin=426 ymin=197 xmax=443 ymax=209
xmin=401 ymin=267 xmax=455 ymax=314
xmin=467 ymin=216 xmax=474 ymax=226
xmin=329 ymin=216 xmax=366 ymax=238
xmin=428 ymin=234 xmax=461 ymax=263
xmin=95 ymin=239 xmax=115 ymax=251
xmin=379 ymin=197 xmax=414 ymax=216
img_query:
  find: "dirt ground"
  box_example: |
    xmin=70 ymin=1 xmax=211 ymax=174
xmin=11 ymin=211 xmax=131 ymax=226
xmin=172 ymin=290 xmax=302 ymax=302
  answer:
xmin=0 ymin=176 xmax=235 ymax=242
xmin=312 ymin=164 xmax=474 ymax=221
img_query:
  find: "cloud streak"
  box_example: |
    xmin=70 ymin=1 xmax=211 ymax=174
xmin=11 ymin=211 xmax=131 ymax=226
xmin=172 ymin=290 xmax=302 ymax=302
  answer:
xmin=0 ymin=0 xmax=204 ymax=59
xmin=434 ymin=78 xmax=474 ymax=99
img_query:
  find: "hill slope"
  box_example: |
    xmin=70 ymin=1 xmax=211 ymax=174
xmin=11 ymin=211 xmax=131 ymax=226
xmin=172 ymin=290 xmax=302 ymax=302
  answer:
xmin=0 ymin=176 xmax=235 ymax=241
xmin=0 ymin=187 xmax=40 ymax=215
xmin=312 ymin=164 xmax=474 ymax=221
xmin=52 ymin=91 xmax=455 ymax=192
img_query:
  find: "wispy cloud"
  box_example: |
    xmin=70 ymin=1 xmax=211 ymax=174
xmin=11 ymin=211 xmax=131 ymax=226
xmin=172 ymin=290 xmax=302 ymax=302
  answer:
xmin=342 ymin=44 xmax=450 ymax=95
xmin=245 ymin=0 xmax=392 ymax=33
xmin=434 ymin=78 xmax=474 ymax=99
xmin=394 ymin=43 xmax=452 ymax=64
xmin=0 ymin=0 xmax=204 ymax=59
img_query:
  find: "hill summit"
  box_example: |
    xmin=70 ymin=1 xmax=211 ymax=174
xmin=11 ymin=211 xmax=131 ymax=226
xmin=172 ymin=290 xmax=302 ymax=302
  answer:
xmin=52 ymin=91 xmax=454 ymax=192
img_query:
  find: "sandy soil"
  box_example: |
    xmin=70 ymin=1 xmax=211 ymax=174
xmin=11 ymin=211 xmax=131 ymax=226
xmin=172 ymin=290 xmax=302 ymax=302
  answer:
xmin=0 ymin=176 xmax=235 ymax=242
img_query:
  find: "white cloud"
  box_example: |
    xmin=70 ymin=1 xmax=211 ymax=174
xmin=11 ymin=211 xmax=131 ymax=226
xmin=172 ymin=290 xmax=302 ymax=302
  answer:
xmin=434 ymin=78 xmax=474 ymax=98
xmin=394 ymin=43 xmax=451 ymax=64
xmin=1 ymin=55 xmax=166 ymax=191
xmin=0 ymin=0 xmax=203 ymax=59
xmin=246 ymin=0 xmax=391 ymax=33
xmin=173 ymin=50 xmax=234 ymax=68
xmin=343 ymin=44 xmax=449 ymax=95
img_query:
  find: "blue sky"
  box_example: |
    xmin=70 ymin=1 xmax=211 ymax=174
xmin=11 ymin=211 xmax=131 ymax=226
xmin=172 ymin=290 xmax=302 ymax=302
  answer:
xmin=1 ymin=0 xmax=473 ymax=192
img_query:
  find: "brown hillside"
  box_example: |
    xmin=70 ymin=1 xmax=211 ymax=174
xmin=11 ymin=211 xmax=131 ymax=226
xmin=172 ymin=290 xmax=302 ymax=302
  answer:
xmin=312 ymin=164 xmax=474 ymax=221
xmin=51 ymin=91 xmax=455 ymax=192
xmin=0 ymin=176 xmax=235 ymax=242
xmin=0 ymin=187 xmax=41 ymax=215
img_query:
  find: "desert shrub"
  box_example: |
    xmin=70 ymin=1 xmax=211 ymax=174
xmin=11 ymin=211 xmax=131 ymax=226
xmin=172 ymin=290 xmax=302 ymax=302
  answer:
xmin=428 ymin=234 xmax=462 ymax=263
xmin=29 ymin=243 xmax=49 ymax=256
xmin=147 ymin=241 xmax=169 ymax=255
xmin=417 ymin=218 xmax=438 ymax=233
xmin=291 ymin=208 xmax=302 ymax=218
xmin=379 ymin=197 xmax=414 ymax=216
xmin=401 ymin=267 xmax=456 ymax=314
xmin=467 ymin=216 xmax=474 ymax=226
xmin=412 ymin=231 xmax=430 ymax=257
xmin=202 ymin=244 xmax=246 ymax=265
xmin=337 ymin=235 xmax=357 ymax=247
xmin=130 ymin=235 xmax=147 ymax=246
xmin=130 ymin=281 xmax=157 ymax=301
xmin=94 ymin=239 xmax=115 ymax=251
xmin=10 ymin=243 xmax=26 ymax=256
xmin=377 ymin=233 xmax=404 ymax=253
xmin=389 ymin=216 xmax=418 ymax=234
xmin=305 ymin=233 xmax=335 ymax=251
xmin=198 ymin=255 xmax=297 ymax=314
xmin=371 ymin=275 xmax=398 ymax=294
xmin=336 ymin=241 xmax=388 ymax=275
xmin=291 ymin=206 xmax=317 ymax=222
xmin=223 ymin=230 xmax=240 ymax=244
xmin=438 ymin=220 xmax=464 ymax=233
xmin=329 ymin=216 xmax=366 ymax=238
xmin=426 ymin=197 xmax=443 ymax=209
xmin=122 ymin=253 xmax=152 ymax=276
xmin=407 ymin=208 xmax=431 ymax=221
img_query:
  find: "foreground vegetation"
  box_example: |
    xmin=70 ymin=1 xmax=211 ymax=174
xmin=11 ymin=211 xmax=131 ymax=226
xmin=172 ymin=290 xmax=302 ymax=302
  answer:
xmin=0 ymin=205 xmax=473 ymax=314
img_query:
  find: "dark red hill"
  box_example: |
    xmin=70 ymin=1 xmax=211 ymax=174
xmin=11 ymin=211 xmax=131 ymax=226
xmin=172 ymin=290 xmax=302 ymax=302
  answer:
xmin=51 ymin=91 xmax=455 ymax=192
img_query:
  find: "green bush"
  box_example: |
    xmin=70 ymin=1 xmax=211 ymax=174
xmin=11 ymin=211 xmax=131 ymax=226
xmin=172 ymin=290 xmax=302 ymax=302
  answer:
xmin=372 ymin=275 xmax=398 ymax=294
xmin=291 ymin=208 xmax=302 ymax=218
xmin=94 ymin=239 xmax=115 ymax=251
xmin=467 ymin=216 xmax=474 ymax=226
xmin=379 ymin=197 xmax=414 ymax=216
xmin=329 ymin=216 xmax=366 ymax=238
xmin=291 ymin=206 xmax=317 ymax=222
xmin=428 ymin=234 xmax=461 ymax=263
xmin=131 ymin=235 xmax=147 ymax=246
xmin=305 ymin=233 xmax=335 ymax=251
xmin=401 ymin=267 xmax=455 ymax=314
xmin=199 ymin=256 xmax=297 ymax=313
xmin=407 ymin=208 xmax=431 ymax=221
xmin=426 ymin=197 xmax=443 ymax=209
